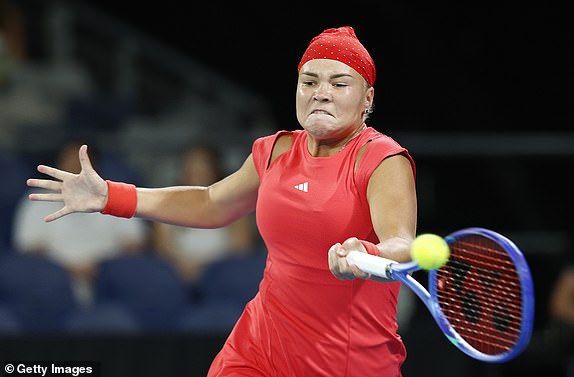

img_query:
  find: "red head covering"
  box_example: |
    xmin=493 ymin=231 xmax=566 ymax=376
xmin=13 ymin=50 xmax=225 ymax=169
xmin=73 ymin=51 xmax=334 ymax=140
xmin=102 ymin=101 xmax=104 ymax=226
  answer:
xmin=298 ymin=26 xmax=376 ymax=87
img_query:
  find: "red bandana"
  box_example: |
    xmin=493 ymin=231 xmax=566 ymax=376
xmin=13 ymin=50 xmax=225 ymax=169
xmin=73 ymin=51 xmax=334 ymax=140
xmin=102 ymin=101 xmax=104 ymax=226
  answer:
xmin=298 ymin=26 xmax=376 ymax=87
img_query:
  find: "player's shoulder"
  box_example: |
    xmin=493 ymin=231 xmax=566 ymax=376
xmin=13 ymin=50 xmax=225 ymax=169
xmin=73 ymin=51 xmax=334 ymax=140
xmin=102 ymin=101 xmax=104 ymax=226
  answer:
xmin=364 ymin=128 xmax=404 ymax=150
xmin=252 ymin=130 xmax=296 ymax=173
xmin=254 ymin=129 xmax=294 ymax=146
xmin=271 ymin=131 xmax=298 ymax=164
xmin=254 ymin=129 xmax=299 ymax=164
xmin=355 ymin=127 xmax=416 ymax=181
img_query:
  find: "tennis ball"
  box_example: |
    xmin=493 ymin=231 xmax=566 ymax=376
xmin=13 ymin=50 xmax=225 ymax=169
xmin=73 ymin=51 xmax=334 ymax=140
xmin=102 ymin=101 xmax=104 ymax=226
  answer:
xmin=411 ymin=233 xmax=450 ymax=270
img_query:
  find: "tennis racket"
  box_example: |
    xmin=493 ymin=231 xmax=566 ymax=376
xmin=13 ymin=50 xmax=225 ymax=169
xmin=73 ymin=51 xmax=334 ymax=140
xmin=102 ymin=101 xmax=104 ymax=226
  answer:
xmin=346 ymin=227 xmax=534 ymax=363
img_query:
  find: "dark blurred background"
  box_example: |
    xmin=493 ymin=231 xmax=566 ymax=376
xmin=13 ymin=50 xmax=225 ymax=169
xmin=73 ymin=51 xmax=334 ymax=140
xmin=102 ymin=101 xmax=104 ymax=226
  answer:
xmin=1 ymin=1 xmax=572 ymax=376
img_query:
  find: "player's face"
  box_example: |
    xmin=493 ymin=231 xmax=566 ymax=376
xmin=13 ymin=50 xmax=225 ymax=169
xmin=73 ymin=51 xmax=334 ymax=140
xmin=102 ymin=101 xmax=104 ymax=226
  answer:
xmin=296 ymin=59 xmax=373 ymax=140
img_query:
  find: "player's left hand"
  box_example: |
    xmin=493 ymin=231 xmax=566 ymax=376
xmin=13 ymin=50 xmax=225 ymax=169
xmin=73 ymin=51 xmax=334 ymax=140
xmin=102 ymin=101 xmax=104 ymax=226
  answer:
xmin=328 ymin=237 xmax=371 ymax=280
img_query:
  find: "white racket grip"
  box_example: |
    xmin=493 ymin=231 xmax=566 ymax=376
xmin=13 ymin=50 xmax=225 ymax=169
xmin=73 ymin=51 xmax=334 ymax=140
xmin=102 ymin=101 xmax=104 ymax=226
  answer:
xmin=346 ymin=251 xmax=397 ymax=279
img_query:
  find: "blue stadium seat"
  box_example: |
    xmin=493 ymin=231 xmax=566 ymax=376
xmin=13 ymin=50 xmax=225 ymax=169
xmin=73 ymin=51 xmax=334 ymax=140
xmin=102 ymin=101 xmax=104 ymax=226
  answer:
xmin=65 ymin=303 xmax=140 ymax=334
xmin=176 ymin=300 xmax=243 ymax=334
xmin=195 ymin=249 xmax=266 ymax=307
xmin=177 ymin=249 xmax=266 ymax=333
xmin=0 ymin=151 xmax=31 ymax=250
xmin=93 ymin=253 xmax=190 ymax=332
xmin=0 ymin=303 xmax=21 ymax=334
xmin=64 ymin=95 xmax=137 ymax=133
xmin=0 ymin=254 xmax=77 ymax=332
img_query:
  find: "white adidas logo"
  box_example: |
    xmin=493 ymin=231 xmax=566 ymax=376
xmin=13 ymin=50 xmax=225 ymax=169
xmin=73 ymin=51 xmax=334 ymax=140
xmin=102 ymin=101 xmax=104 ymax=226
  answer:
xmin=293 ymin=182 xmax=309 ymax=193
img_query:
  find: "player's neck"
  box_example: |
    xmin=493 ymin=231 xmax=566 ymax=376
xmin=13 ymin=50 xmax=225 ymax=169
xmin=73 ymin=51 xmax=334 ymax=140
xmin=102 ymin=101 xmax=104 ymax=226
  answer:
xmin=306 ymin=123 xmax=367 ymax=157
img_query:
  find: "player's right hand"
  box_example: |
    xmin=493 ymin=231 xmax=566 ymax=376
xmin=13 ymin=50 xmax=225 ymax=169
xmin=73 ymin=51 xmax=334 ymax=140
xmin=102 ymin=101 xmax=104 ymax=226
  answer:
xmin=328 ymin=237 xmax=372 ymax=280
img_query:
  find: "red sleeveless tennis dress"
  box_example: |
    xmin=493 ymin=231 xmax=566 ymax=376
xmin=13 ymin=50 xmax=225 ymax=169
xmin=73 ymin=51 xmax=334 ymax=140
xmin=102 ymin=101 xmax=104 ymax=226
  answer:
xmin=208 ymin=127 xmax=415 ymax=377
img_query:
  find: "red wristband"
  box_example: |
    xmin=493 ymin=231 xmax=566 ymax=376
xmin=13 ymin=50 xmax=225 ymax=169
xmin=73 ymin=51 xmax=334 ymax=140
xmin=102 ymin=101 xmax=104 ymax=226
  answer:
xmin=101 ymin=180 xmax=137 ymax=218
xmin=360 ymin=240 xmax=381 ymax=257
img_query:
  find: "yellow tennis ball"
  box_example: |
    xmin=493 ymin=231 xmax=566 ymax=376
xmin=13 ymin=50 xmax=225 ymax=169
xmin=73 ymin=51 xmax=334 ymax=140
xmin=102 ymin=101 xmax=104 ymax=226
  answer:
xmin=411 ymin=233 xmax=450 ymax=270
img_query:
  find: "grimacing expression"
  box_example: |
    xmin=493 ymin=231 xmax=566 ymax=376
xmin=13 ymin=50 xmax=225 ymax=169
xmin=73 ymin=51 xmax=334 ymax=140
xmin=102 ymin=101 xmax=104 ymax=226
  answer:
xmin=296 ymin=59 xmax=373 ymax=139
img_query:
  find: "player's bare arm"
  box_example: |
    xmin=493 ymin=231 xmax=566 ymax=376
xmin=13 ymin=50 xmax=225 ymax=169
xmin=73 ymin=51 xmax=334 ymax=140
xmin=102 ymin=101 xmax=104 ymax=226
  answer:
xmin=329 ymin=153 xmax=416 ymax=279
xmin=367 ymin=153 xmax=417 ymax=263
xmin=135 ymin=154 xmax=260 ymax=228
xmin=28 ymin=144 xmax=260 ymax=228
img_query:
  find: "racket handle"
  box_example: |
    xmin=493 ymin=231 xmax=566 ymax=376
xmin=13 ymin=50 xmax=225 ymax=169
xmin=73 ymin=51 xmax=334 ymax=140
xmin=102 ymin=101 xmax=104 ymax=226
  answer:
xmin=346 ymin=251 xmax=396 ymax=279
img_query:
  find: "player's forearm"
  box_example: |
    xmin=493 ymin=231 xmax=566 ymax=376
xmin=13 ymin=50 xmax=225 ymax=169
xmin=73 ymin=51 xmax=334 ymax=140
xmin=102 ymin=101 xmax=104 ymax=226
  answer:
xmin=122 ymin=155 xmax=258 ymax=228
xmin=377 ymin=236 xmax=413 ymax=263
xmin=134 ymin=186 xmax=229 ymax=228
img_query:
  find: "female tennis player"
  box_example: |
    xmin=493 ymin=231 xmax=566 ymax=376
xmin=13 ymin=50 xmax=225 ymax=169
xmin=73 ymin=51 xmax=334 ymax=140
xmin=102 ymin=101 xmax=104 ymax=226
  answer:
xmin=27 ymin=26 xmax=417 ymax=376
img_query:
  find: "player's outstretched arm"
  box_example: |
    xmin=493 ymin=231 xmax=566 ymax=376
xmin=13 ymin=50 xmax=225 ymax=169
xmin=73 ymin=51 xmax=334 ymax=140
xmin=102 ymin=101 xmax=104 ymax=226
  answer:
xmin=27 ymin=144 xmax=108 ymax=222
xmin=27 ymin=144 xmax=260 ymax=228
xmin=134 ymin=154 xmax=260 ymax=228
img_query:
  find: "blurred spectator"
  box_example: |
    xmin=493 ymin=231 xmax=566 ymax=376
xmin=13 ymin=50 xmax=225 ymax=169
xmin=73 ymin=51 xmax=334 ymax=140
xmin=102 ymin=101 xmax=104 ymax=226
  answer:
xmin=12 ymin=139 xmax=148 ymax=306
xmin=152 ymin=143 xmax=258 ymax=288
xmin=0 ymin=0 xmax=93 ymax=151
xmin=0 ymin=0 xmax=25 ymax=64
xmin=550 ymin=264 xmax=574 ymax=327
xmin=548 ymin=263 xmax=574 ymax=374
xmin=499 ymin=259 xmax=574 ymax=377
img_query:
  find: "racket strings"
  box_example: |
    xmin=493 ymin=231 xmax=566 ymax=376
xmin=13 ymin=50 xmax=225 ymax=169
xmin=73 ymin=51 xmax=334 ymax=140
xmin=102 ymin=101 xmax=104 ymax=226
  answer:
xmin=437 ymin=285 xmax=523 ymax=324
xmin=435 ymin=235 xmax=523 ymax=355
xmin=436 ymin=287 xmax=522 ymax=336
xmin=442 ymin=261 xmax=521 ymax=311
xmin=438 ymin=298 xmax=522 ymax=340
xmin=451 ymin=241 xmax=521 ymax=276
xmin=444 ymin=316 xmax=519 ymax=348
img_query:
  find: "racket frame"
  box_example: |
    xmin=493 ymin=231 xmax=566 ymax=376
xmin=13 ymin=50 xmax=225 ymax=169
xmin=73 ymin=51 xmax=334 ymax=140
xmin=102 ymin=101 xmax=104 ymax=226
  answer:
xmin=428 ymin=227 xmax=535 ymax=362
xmin=346 ymin=227 xmax=534 ymax=363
